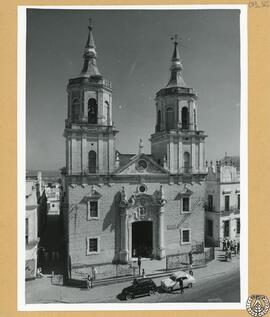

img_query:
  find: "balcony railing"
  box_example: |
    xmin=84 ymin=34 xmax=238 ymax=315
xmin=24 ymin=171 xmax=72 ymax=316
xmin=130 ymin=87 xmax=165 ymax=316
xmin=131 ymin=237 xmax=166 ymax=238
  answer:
xmin=205 ymin=206 xmax=216 ymax=212
xmin=221 ymin=206 xmax=240 ymax=213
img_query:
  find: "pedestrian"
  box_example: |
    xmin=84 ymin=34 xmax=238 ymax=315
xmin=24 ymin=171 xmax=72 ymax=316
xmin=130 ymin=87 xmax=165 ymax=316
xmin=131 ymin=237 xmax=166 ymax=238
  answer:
xmin=188 ymin=251 xmax=193 ymax=264
xmin=230 ymin=243 xmax=234 ymax=254
xmin=178 ymin=277 xmax=184 ymax=294
xmin=189 ymin=263 xmax=193 ymax=276
xmin=138 ymin=256 xmax=142 ymax=276
xmin=86 ymin=274 xmax=93 ymax=289
xmin=36 ymin=267 xmax=43 ymax=278
xmin=142 ymin=269 xmax=146 ymax=278
xmin=233 ymin=240 xmax=237 ymax=255
xmin=227 ymin=240 xmax=230 ymax=251
xmin=222 ymin=239 xmax=226 ymax=251
xmin=188 ymin=251 xmax=193 ymax=275
xmin=227 ymin=249 xmax=232 ymax=260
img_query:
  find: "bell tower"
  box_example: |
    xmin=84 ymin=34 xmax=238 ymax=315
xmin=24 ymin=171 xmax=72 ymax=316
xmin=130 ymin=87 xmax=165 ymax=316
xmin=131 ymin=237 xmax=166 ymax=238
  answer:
xmin=150 ymin=35 xmax=207 ymax=174
xmin=64 ymin=20 xmax=118 ymax=175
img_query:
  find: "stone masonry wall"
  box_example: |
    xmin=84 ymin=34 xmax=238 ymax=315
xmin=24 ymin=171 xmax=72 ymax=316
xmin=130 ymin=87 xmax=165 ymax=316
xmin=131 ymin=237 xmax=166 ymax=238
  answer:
xmin=67 ymin=180 xmax=205 ymax=269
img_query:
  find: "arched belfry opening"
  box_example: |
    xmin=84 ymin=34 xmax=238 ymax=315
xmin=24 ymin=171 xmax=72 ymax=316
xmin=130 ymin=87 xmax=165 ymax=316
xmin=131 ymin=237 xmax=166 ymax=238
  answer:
xmin=88 ymin=150 xmax=97 ymax=173
xmin=182 ymin=107 xmax=189 ymax=129
xmin=105 ymin=100 xmax=110 ymax=125
xmin=183 ymin=151 xmax=190 ymax=173
xmin=88 ymin=98 xmax=98 ymax=124
xmin=72 ymin=98 xmax=80 ymax=123
xmin=193 ymin=109 xmax=197 ymax=129
xmin=166 ymin=107 xmax=174 ymax=130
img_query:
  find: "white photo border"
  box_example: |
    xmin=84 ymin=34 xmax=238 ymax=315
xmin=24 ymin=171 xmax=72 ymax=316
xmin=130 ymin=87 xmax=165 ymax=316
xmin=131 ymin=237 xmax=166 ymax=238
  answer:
xmin=17 ymin=4 xmax=248 ymax=311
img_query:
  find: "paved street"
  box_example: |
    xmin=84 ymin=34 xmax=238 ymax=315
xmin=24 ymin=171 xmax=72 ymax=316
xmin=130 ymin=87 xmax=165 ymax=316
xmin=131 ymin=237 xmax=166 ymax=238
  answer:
xmin=26 ymin=250 xmax=240 ymax=304
xmin=110 ymin=269 xmax=240 ymax=303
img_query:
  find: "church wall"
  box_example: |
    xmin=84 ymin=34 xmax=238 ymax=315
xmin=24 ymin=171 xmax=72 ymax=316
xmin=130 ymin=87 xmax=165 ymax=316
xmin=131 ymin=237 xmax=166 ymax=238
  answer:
xmin=68 ymin=183 xmax=122 ymax=267
xmin=163 ymin=182 xmax=205 ymax=254
xmin=67 ymin=179 xmax=205 ymax=269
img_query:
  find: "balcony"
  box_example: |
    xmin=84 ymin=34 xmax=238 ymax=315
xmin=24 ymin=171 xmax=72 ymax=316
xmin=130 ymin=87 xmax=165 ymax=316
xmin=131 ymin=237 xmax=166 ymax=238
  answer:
xmin=221 ymin=206 xmax=240 ymax=215
xmin=205 ymin=206 xmax=216 ymax=212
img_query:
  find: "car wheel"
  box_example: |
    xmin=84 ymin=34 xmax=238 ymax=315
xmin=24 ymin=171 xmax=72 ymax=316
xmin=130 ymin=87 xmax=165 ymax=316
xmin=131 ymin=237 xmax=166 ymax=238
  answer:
xmin=125 ymin=293 xmax=132 ymax=301
xmin=188 ymin=283 xmax=192 ymax=288
xmin=149 ymin=289 xmax=156 ymax=296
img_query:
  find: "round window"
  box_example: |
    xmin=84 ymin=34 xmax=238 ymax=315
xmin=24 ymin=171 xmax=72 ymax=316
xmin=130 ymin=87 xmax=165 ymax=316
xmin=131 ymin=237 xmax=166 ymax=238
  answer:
xmin=137 ymin=159 xmax=147 ymax=171
xmin=138 ymin=184 xmax=147 ymax=193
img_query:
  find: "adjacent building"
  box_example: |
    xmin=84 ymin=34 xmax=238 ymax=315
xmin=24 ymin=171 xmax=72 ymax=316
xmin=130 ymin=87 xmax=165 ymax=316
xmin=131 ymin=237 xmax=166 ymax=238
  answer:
xmin=63 ymin=22 xmax=208 ymax=276
xmin=45 ymin=184 xmax=61 ymax=215
xmin=205 ymin=158 xmax=240 ymax=247
xmin=25 ymin=177 xmax=39 ymax=279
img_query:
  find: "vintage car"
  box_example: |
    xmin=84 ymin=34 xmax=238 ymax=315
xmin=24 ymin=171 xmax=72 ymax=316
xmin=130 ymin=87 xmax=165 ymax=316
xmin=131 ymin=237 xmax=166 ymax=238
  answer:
xmin=160 ymin=271 xmax=196 ymax=292
xmin=120 ymin=277 xmax=158 ymax=300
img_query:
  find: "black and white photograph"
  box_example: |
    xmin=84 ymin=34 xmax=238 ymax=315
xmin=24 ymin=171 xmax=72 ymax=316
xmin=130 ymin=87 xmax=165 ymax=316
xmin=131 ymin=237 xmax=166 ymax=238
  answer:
xmin=20 ymin=5 xmax=247 ymax=310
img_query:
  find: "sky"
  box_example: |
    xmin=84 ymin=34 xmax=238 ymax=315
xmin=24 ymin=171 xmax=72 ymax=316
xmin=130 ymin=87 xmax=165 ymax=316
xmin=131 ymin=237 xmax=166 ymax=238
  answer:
xmin=26 ymin=8 xmax=240 ymax=171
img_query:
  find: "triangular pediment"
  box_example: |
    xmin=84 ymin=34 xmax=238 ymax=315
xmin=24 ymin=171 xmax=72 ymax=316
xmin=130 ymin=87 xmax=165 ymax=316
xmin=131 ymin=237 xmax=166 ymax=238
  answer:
xmin=116 ymin=153 xmax=169 ymax=175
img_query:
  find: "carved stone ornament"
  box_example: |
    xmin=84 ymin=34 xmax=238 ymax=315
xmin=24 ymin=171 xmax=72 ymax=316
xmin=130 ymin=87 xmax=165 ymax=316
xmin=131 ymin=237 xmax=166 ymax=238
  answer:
xmin=85 ymin=185 xmax=102 ymax=201
xmin=119 ymin=186 xmax=167 ymax=209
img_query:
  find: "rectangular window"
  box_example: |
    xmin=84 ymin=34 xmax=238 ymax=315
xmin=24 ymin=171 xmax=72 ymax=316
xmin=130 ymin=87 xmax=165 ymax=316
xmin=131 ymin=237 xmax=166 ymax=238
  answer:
xmin=25 ymin=218 xmax=29 ymax=245
xmin=236 ymin=219 xmax=240 ymax=234
xmin=181 ymin=228 xmax=191 ymax=244
xmin=225 ymin=195 xmax=230 ymax=211
xmin=224 ymin=220 xmax=230 ymax=237
xmin=237 ymin=194 xmax=240 ymax=210
xmin=207 ymin=219 xmax=213 ymax=237
xmin=208 ymin=195 xmax=213 ymax=211
xmin=182 ymin=197 xmax=190 ymax=213
xmin=87 ymin=201 xmax=98 ymax=219
xmin=87 ymin=237 xmax=99 ymax=255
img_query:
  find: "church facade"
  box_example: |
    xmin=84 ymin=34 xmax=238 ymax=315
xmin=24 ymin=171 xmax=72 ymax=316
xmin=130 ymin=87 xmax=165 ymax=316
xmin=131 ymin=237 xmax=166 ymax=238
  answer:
xmin=63 ymin=21 xmax=208 ymax=273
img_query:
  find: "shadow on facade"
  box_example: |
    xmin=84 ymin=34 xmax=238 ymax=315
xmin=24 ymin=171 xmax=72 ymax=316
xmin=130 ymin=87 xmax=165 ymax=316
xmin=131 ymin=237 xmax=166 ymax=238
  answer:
xmin=102 ymin=191 xmax=122 ymax=263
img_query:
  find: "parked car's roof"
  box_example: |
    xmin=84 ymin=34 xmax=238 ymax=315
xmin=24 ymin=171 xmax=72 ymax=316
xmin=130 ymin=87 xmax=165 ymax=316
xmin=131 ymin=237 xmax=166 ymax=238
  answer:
xmin=134 ymin=277 xmax=153 ymax=284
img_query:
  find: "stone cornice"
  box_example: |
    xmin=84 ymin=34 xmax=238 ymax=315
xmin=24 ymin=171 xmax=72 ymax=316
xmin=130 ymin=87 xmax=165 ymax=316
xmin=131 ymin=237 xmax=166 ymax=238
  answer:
xmin=150 ymin=130 xmax=207 ymax=142
xmin=65 ymin=172 xmax=207 ymax=186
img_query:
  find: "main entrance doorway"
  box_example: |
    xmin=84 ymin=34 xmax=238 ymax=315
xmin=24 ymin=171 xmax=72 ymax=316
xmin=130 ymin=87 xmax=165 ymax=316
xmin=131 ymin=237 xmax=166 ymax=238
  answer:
xmin=132 ymin=221 xmax=153 ymax=258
